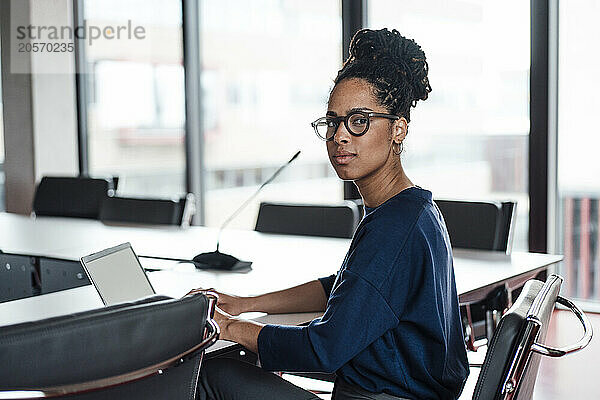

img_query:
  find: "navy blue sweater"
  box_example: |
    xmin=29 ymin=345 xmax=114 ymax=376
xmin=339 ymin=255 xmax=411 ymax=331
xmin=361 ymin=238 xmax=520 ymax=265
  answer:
xmin=257 ymin=187 xmax=469 ymax=399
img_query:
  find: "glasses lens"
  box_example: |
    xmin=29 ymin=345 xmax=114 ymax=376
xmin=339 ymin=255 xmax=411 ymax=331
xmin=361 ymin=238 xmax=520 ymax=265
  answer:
xmin=314 ymin=119 xmax=334 ymax=140
xmin=347 ymin=113 xmax=369 ymax=135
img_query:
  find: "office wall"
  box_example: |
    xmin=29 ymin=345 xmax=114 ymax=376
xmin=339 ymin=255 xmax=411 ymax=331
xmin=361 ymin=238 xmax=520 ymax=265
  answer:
xmin=0 ymin=0 xmax=78 ymax=214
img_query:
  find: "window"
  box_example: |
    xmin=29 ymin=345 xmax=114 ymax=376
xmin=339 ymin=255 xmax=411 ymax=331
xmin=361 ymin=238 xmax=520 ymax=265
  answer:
xmin=200 ymin=0 xmax=343 ymax=228
xmin=558 ymin=1 xmax=600 ymax=303
xmin=368 ymin=0 xmax=530 ymax=251
xmin=81 ymin=0 xmax=186 ymax=197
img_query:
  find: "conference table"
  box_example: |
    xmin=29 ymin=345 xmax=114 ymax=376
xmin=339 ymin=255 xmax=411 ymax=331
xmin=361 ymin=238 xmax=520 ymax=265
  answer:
xmin=0 ymin=212 xmax=563 ymax=354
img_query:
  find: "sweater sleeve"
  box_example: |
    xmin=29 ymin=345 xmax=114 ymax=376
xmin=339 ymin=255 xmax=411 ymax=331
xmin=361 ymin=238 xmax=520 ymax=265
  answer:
xmin=258 ymin=269 xmax=399 ymax=373
xmin=317 ymin=274 xmax=336 ymax=297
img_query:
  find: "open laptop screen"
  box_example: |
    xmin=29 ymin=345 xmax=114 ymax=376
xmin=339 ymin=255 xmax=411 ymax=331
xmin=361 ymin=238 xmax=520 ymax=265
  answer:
xmin=80 ymin=242 xmax=155 ymax=305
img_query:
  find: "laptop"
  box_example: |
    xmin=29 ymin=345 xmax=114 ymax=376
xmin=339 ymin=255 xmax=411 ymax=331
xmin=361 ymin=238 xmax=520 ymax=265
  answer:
xmin=80 ymin=242 xmax=156 ymax=305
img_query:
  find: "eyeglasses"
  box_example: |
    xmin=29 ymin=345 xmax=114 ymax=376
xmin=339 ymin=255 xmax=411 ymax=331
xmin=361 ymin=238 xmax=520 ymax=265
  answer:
xmin=311 ymin=111 xmax=400 ymax=141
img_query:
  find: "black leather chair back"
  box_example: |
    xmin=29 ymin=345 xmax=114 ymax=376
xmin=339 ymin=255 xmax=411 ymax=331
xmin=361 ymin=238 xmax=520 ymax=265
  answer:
xmin=472 ymin=275 xmax=561 ymax=399
xmin=99 ymin=195 xmax=193 ymax=226
xmin=0 ymin=294 xmax=212 ymax=399
xmin=435 ymin=200 xmax=516 ymax=253
xmin=33 ymin=176 xmax=113 ymax=219
xmin=255 ymin=201 xmax=360 ymax=239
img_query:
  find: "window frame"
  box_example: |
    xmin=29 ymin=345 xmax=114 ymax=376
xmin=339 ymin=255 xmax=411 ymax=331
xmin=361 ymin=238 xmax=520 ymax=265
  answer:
xmin=530 ymin=0 xmax=552 ymax=253
xmin=73 ymin=0 xmax=88 ymax=176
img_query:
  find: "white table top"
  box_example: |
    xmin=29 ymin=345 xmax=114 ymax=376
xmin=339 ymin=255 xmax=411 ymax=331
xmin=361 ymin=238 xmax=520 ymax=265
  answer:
xmin=0 ymin=212 xmax=563 ymax=330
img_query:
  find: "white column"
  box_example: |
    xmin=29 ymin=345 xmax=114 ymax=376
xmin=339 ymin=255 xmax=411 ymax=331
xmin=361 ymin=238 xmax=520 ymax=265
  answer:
xmin=0 ymin=0 xmax=79 ymax=214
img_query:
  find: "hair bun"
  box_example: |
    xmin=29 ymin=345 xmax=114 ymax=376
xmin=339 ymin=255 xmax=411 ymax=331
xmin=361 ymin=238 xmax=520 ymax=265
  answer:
xmin=347 ymin=28 xmax=431 ymax=104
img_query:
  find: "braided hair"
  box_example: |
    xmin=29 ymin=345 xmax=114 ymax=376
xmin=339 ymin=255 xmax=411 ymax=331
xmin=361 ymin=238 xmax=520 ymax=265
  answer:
xmin=334 ymin=28 xmax=431 ymax=123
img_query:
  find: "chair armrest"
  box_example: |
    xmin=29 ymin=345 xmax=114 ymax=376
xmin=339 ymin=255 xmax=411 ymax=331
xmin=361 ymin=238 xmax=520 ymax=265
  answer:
xmin=530 ymin=295 xmax=593 ymax=357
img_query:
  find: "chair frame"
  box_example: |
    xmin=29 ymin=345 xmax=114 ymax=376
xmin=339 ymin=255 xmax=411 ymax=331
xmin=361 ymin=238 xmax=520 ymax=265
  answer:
xmin=498 ymin=292 xmax=592 ymax=399
xmin=472 ymin=275 xmax=593 ymax=400
xmin=0 ymin=292 xmax=219 ymax=400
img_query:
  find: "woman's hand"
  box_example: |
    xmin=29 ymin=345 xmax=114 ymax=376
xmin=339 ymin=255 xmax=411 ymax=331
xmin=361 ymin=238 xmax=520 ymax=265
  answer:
xmin=213 ymin=306 xmax=264 ymax=353
xmin=213 ymin=290 xmax=249 ymax=316
xmin=186 ymin=288 xmax=250 ymax=316
xmin=213 ymin=307 xmax=234 ymax=341
xmin=185 ymin=288 xmax=266 ymax=353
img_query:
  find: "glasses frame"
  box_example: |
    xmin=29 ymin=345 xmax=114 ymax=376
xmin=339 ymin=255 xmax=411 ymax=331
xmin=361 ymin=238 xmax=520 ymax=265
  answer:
xmin=311 ymin=111 xmax=400 ymax=141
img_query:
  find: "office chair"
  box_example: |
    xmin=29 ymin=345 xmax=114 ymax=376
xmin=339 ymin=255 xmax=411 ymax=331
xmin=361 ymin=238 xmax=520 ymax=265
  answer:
xmin=437 ymin=199 xmax=517 ymax=348
xmin=435 ymin=200 xmax=516 ymax=253
xmin=32 ymin=176 xmax=114 ymax=219
xmin=0 ymin=292 xmax=219 ymax=400
xmin=255 ymin=201 xmax=361 ymax=239
xmin=471 ymin=274 xmax=592 ymax=399
xmin=99 ymin=193 xmax=195 ymax=227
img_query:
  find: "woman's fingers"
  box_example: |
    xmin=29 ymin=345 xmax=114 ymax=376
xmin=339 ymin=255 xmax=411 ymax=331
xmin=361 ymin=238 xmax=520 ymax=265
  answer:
xmin=185 ymin=287 xmax=219 ymax=297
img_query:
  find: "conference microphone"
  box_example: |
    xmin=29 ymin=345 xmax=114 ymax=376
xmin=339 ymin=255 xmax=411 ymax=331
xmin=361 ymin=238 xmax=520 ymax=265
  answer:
xmin=139 ymin=150 xmax=301 ymax=272
xmin=192 ymin=150 xmax=301 ymax=271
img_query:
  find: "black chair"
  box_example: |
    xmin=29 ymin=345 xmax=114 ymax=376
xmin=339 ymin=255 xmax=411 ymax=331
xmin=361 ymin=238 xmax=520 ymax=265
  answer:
xmin=255 ymin=201 xmax=361 ymax=239
xmin=0 ymin=292 xmax=219 ymax=399
xmin=32 ymin=176 xmax=114 ymax=219
xmin=435 ymin=200 xmax=516 ymax=253
xmin=438 ymin=200 xmax=518 ymax=350
xmin=471 ymin=274 xmax=592 ymax=399
xmin=99 ymin=194 xmax=195 ymax=227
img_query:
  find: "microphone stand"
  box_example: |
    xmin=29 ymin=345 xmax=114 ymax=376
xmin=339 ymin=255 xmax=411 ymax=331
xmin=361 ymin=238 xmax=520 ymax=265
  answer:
xmin=192 ymin=150 xmax=301 ymax=271
xmin=140 ymin=151 xmax=301 ymax=272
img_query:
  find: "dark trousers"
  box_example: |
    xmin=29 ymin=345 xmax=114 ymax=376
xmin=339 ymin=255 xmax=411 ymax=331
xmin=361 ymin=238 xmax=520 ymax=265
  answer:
xmin=197 ymin=358 xmax=408 ymax=400
xmin=198 ymin=358 xmax=319 ymax=400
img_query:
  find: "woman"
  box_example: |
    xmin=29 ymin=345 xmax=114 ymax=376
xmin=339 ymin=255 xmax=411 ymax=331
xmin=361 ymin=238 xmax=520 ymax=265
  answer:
xmin=197 ymin=28 xmax=469 ymax=400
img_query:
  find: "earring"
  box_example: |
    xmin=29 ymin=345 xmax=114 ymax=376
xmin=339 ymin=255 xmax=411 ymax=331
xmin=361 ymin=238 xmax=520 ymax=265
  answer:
xmin=392 ymin=141 xmax=403 ymax=155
